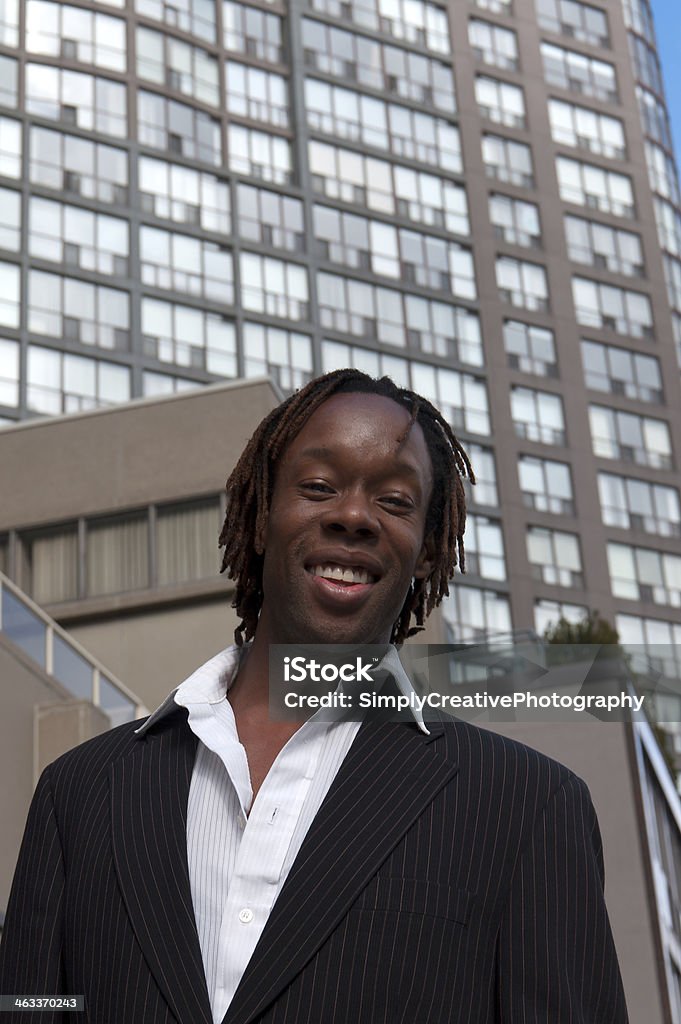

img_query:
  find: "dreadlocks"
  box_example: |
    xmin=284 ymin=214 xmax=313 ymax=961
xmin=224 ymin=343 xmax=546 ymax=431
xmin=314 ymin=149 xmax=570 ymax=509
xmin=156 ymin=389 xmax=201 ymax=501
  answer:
xmin=218 ymin=368 xmax=475 ymax=646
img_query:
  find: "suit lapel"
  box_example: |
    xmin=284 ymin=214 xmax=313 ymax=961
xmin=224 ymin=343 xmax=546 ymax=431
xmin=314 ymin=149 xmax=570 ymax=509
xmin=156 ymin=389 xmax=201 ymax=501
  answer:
xmin=110 ymin=713 xmax=213 ymax=1024
xmin=222 ymin=715 xmax=458 ymax=1024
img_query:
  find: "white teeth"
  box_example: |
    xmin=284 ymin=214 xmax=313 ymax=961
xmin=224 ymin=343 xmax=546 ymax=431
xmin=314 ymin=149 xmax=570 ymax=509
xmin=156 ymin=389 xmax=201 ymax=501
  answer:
xmin=310 ymin=564 xmax=373 ymax=584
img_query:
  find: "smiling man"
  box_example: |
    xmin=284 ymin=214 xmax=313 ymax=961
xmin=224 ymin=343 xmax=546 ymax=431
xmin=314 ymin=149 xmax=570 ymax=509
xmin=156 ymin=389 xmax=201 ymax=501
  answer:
xmin=0 ymin=369 xmax=628 ymax=1023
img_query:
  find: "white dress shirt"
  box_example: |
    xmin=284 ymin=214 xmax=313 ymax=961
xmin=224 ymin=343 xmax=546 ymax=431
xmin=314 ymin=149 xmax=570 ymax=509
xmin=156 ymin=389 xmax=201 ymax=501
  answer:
xmin=137 ymin=643 xmax=426 ymax=1024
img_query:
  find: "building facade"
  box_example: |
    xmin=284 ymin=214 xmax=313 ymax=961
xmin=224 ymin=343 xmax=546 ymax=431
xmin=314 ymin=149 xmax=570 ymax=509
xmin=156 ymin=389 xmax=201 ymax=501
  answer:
xmin=0 ymin=0 xmax=680 ymax=660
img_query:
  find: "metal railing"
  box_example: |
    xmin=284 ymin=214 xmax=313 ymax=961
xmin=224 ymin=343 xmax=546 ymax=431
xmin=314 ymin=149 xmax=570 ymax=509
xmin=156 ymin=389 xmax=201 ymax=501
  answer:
xmin=0 ymin=571 xmax=148 ymax=728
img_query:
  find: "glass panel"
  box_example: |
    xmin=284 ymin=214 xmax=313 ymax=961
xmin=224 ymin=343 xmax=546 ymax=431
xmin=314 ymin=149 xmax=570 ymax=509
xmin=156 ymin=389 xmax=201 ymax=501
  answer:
xmin=53 ymin=632 xmax=93 ymax=701
xmin=2 ymin=587 xmax=46 ymax=667
xmin=99 ymin=675 xmax=136 ymax=725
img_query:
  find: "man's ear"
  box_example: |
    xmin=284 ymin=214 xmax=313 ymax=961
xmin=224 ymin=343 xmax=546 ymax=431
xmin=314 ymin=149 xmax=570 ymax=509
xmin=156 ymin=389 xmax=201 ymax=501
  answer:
xmin=413 ymin=531 xmax=436 ymax=580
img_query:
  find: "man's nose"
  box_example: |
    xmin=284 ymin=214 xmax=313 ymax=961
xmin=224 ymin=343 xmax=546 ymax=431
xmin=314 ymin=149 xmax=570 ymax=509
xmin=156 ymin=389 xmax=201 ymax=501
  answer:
xmin=320 ymin=492 xmax=379 ymax=537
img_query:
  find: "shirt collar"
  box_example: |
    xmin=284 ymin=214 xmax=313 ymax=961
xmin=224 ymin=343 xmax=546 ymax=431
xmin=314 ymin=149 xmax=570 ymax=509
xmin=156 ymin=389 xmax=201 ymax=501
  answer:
xmin=135 ymin=643 xmax=429 ymax=737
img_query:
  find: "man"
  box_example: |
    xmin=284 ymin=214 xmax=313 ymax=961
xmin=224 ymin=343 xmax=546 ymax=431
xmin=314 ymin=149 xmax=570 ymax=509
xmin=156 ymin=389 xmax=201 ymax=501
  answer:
xmin=0 ymin=368 xmax=628 ymax=1022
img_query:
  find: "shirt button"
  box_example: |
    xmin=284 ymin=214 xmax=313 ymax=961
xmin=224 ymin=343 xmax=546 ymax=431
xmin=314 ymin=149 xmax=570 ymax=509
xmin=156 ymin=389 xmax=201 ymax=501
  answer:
xmin=238 ymin=908 xmax=254 ymax=924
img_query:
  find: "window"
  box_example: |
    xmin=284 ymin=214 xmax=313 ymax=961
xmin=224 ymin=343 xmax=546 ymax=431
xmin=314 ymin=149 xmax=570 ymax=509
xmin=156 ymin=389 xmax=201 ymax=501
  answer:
xmin=26 ymin=64 xmax=127 ymax=137
xmin=137 ymin=27 xmax=220 ymax=107
xmin=20 ymin=523 xmax=79 ymax=604
xmin=535 ymin=0 xmax=609 ymax=48
xmin=548 ymin=99 xmax=626 ymax=160
xmin=142 ymin=297 xmax=236 ymax=375
xmin=464 ymin=444 xmax=498 ymax=506
xmin=308 ymin=140 xmax=469 ymax=235
xmin=87 ymin=513 xmax=149 ymax=597
xmin=29 ymin=126 xmax=128 ymax=205
xmin=0 ymin=337 xmax=19 ymax=406
xmin=29 ymin=197 xmax=128 ymax=275
xmin=628 ymin=34 xmax=663 ymax=96
xmin=26 ymin=1 xmax=126 ymax=72
xmin=588 ymin=405 xmax=673 ymax=469
xmin=519 ymin=455 xmax=574 ymax=514
xmin=482 ymin=134 xmax=534 ymax=187
xmin=224 ymin=2 xmax=284 ymax=64
xmin=489 ymin=194 xmax=541 ymax=248
xmin=0 ymin=116 xmax=21 ymax=178
xmin=0 ymin=260 xmax=19 ymax=328
xmin=0 ymin=0 xmax=19 ymax=47
xmin=475 ymin=76 xmax=525 ymax=129
xmin=645 ymin=142 xmax=680 ymax=205
xmin=313 ymin=206 xmax=476 ymax=298
xmin=228 ymin=124 xmax=292 ymax=184
xmin=0 ymin=187 xmax=20 ymax=251
xmin=403 ymin=294 xmax=482 ymax=365
xmin=317 ymin=272 xmax=483 ymax=364
xmin=535 ymin=598 xmax=587 ymax=634
xmin=540 ymin=42 xmax=617 ymax=103
xmin=608 ymin=542 xmax=681 ymax=608
xmin=240 ymin=253 xmax=309 ymax=321
xmin=503 ymin=320 xmax=557 ymax=376
xmin=572 ymin=277 xmax=653 ymax=339
xmin=468 ymin=19 xmax=518 ymax=71
xmin=622 ymin=0 xmax=655 ymax=43
xmin=140 ymin=227 xmax=233 ymax=304
xmin=637 ymin=86 xmax=672 ymax=150
xmin=581 ymin=340 xmax=661 ymax=403
xmin=0 ymin=55 xmax=17 ymax=108
xmin=139 ymin=157 xmax=230 ymax=234
xmin=143 ymin=370 xmax=200 ymax=396
xmin=237 ymin=185 xmax=304 ymax=252
xmin=527 ymin=526 xmax=583 ymax=588
xmin=462 ymin=514 xmax=506 ymax=580
xmin=565 ymin=215 xmax=644 ymax=277
xmin=304 ymin=79 xmax=462 ymax=171
xmin=511 ymin=386 xmax=566 ymax=445
xmin=616 ymin=614 xmax=681 ymax=683
xmin=472 ymin=0 xmax=512 ymax=11
xmin=654 ymin=198 xmax=681 ymax=258
xmin=309 ymin=0 xmax=451 ymax=56
xmin=156 ymin=499 xmax=221 ymax=586
xmin=598 ymin=473 xmax=681 ymax=537
xmin=226 ymin=61 xmax=289 ymax=128
xmin=442 ymin=586 xmax=512 ymax=642
xmin=556 ymin=156 xmax=635 ymax=218
xmin=138 ymin=91 xmax=221 ymax=166
xmin=302 ymin=19 xmax=456 ymax=113
xmin=27 ymin=345 xmax=130 ymax=414
xmin=322 ymin=339 xmax=490 ymax=434
xmin=28 ymin=270 xmax=130 ymax=350
xmin=135 ymin=0 xmax=216 ymax=43
xmin=663 ymin=255 xmax=681 ymax=312
xmin=496 ymin=256 xmax=549 ymax=311
xmin=242 ymin=322 xmax=314 ymax=392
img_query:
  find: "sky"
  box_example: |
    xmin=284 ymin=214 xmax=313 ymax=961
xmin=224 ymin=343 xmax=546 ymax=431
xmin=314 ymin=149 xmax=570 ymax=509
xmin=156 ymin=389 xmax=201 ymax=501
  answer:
xmin=651 ymin=0 xmax=681 ymax=169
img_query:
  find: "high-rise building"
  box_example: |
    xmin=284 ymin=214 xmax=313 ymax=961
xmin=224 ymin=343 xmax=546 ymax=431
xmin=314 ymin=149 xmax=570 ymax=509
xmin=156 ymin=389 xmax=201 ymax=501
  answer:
xmin=1 ymin=0 xmax=680 ymax=659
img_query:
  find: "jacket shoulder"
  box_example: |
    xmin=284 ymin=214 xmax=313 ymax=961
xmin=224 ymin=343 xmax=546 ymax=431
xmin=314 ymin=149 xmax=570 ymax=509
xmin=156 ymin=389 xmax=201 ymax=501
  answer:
xmin=437 ymin=715 xmax=579 ymax=798
xmin=45 ymin=708 xmax=183 ymax=786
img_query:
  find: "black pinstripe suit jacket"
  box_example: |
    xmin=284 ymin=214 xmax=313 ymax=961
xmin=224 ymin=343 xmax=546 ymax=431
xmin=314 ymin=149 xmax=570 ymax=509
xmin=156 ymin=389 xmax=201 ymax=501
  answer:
xmin=0 ymin=706 xmax=629 ymax=1023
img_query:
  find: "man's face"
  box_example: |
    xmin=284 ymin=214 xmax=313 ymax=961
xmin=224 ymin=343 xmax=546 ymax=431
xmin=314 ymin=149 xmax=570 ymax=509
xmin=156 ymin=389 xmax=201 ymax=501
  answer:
xmin=256 ymin=392 xmax=435 ymax=646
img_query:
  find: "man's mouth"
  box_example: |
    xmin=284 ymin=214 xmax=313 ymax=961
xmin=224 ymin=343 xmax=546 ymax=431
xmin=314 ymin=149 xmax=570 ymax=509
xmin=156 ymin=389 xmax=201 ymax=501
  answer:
xmin=306 ymin=564 xmax=378 ymax=587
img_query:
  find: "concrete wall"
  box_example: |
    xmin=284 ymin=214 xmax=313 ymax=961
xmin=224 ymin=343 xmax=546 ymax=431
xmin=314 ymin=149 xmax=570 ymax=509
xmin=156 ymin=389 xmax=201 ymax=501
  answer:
xmin=0 ymin=377 xmax=280 ymax=531
xmin=0 ymin=636 xmax=108 ymax=911
xmin=486 ymin=718 xmax=664 ymax=1024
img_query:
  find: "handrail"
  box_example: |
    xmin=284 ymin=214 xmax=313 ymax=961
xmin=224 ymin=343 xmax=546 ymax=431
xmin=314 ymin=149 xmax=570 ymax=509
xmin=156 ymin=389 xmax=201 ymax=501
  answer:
xmin=0 ymin=570 xmax=148 ymax=725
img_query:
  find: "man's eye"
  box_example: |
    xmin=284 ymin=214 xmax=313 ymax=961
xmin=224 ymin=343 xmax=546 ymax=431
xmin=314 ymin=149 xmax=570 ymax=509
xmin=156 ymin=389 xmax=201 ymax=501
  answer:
xmin=301 ymin=481 xmax=333 ymax=493
xmin=381 ymin=495 xmax=414 ymax=509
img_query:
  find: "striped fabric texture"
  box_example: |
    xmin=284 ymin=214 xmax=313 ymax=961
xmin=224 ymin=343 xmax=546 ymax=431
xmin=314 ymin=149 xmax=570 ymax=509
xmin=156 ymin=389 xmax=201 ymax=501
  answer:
xmin=0 ymin=707 xmax=629 ymax=1023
